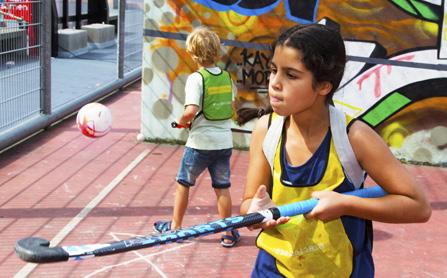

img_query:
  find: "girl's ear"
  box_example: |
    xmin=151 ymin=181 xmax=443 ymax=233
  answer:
xmin=317 ymin=81 xmax=333 ymax=97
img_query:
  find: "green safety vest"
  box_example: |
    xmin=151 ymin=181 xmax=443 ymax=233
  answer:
xmin=198 ymin=68 xmax=233 ymax=121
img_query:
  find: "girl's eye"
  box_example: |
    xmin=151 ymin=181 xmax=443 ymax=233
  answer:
xmin=287 ymin=73 xmax=297 ymax=79
xmin=270 ymin=68 xmax=277 ymax=74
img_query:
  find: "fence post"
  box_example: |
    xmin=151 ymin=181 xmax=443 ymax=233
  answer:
xmin=41 ymin=0 xmax=52 ymax=114
xmin=117 ymin=0 xmax=126 ymax=79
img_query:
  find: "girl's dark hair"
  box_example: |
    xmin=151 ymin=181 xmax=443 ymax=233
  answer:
xmin=273 ymin=23 xmax=346 ymax=100
xmin=236 ymin=24 xmax=346 ymax=125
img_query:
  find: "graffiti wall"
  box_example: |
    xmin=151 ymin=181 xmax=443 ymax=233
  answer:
xmin=141 ymin=0 xmax=447 ymax=166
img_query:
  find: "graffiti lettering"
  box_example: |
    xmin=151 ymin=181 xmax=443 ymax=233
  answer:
xmin=238 ymin=49 xmax=270 ymax=88
xmin=240 ymin=48 xmax=269 ymax=68
xmin=242 ymin=68 xmax=270 ymax=86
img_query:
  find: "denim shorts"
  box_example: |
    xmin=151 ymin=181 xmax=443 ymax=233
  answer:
xmin=176 ymin=147 xmax=232 ymax=188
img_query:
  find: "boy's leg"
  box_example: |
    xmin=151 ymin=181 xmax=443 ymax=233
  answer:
xmin=209 ymin=148 xmax=238 ymax=246
xmin=171 ymin=147 xmax=208 ymax=230
xmin=208 ymin=149 xmax=232 ymax=219
xmin=214 ymin=188 xmax=232 ymax=219
xmin=214 ymin=188 xmax=236 ymax=245
xmin=172 ymin=183 xmax=189 ymax=229
xmin=155 ymin=147 xmax=207 ymax=234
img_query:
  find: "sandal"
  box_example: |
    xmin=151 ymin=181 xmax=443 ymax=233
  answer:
xmin=153 ymin=220 xmax=172 ymax=234
xmin=220 ymin=230 xmax=240 ymax=248
xmin=153 ymin=221 xmax=185 ymax=243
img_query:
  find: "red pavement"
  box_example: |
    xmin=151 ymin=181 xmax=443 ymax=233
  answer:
xmin=0 ymin=81 xmax=446 ymax=277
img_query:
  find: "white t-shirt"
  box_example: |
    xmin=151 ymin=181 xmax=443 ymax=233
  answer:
xmin=184 ymin=66 xmax=236 ymax=150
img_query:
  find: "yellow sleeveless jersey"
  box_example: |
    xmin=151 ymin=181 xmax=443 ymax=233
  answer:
xmin=255 ymin=115 xmax=373 ymax=278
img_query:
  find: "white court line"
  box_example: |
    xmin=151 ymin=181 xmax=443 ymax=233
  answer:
xmin=14 ymin=149 xmax=152 ymax=278
xmin=83 ymin=240 xmax=194 ymax=277
xmin=83 ymin=232 xmax=195 ymax=278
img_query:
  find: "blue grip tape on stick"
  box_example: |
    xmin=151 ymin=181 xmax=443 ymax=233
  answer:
xmin=278 ymin=185 xmax=387 ymax=217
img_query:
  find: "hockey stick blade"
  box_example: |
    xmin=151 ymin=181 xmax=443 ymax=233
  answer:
xmin=15 ymin=237 xmax=69 ymax=263
xmin=15 ymin=185 xmax=386 ymax=263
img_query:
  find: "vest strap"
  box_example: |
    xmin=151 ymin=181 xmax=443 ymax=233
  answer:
xmin=262 ymin=106 xmax=365 ymax=189
xmin=263 ymin=113 xmax=284 ymax=172
xmin=329 ymin=106 xmax=364 ymax=188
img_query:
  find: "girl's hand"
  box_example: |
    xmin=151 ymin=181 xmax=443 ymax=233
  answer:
xmin=247 ymin=185 xmax=289 ymax=230
xmin=305 ymin=190 xmax=350 ymax=222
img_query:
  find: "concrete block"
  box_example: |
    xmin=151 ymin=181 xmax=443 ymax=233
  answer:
xmin=81 ymin=24 xmax=115 ymax=48
xmin=58 ymin=28 xmax=88 ymax=52
xmin=58 ymin=29 xmax=88 ymax=57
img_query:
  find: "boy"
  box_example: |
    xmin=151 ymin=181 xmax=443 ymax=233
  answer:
xmin=240 ymin=24 xmax=431 ymax=277
xmin=154 ymin=27 xmax=240 ymax=247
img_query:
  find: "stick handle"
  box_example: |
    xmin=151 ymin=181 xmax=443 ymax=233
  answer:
xmin=171 ymin=121 xmax=191 ymax=129
xmin=277 ymin=185 xmax=387 ymax=217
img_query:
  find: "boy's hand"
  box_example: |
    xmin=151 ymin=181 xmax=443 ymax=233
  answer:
xmin=247 ymin=185 xmax=289 ymax=230
xmin=177 ymin=119 xmax=190 ymax=128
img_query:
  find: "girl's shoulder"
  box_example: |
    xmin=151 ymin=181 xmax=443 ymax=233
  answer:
xmin=250 ymin=114 xmax=271 ymax=146
xmin=255 ymin=114 xmax=271 ymax=133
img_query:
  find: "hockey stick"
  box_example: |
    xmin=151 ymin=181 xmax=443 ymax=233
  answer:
xmin=171 ymin=121 xmax=252 ymax=134
xmin=171 ymin=121 xmax=190 ymax=129
xmin=15 ymin=185 xmax=386 ymax=263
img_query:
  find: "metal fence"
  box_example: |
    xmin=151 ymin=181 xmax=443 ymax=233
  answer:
xmin=0 ymin=0 xmax=143 ymax=152
xmin=0 ymin=0 xmax=42 ymax=132
xmin=123 ymin=0 xmax=143 ymax=74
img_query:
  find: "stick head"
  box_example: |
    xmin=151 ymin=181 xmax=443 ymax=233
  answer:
xmin=15 ymin=237 xmax=69 ymax=263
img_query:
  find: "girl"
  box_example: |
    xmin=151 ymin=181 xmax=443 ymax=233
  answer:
xmin=240 ymin=24 xmax=431 ymax=277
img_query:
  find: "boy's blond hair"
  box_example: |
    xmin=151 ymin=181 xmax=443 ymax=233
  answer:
xmin=186 ymin=27 xmax=221 ymax=66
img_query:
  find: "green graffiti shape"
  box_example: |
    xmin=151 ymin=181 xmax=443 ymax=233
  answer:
xmin=389 ymin=0 xmax=439 ymax=22
xmin=362 ymin=92 xmax=411 ymax=127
